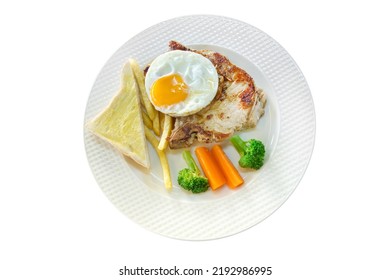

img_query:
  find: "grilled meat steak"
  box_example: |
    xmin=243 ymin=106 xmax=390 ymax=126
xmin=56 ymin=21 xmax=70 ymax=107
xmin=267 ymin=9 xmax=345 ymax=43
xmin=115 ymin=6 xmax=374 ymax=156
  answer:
xmin=167 ymin=41 xmax=266 ymax=149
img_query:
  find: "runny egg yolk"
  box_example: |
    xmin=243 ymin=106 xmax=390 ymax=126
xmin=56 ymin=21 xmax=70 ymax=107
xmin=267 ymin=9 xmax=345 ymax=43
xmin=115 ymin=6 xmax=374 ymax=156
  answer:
xmin=150 ymin=74 xmax=189 ymax=106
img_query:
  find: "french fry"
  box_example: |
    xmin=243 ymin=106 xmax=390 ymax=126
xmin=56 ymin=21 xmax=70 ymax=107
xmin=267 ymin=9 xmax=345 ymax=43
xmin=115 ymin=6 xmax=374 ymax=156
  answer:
xmin=158 ymin=114 xmax=173 ymax=151
xmin=129 ymin=59 xmax=158 ymax=120
xmin=142 ymin=110 xmax=153 ymax=130
xmin=152 ymin=115 xmax=160 ymax=136
xmin=144 ymin=126 xmax=172 ymax=190
xmin=159 ymin=111 xmax=165 ymax=133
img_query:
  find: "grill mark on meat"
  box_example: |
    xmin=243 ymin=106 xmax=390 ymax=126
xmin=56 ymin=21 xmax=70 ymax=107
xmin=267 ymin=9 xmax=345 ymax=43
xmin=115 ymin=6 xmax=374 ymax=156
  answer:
xmin=239 ymin=86 xmax=255 ymax=109
xmin=169 ymin=41 xmax=189 ymax=51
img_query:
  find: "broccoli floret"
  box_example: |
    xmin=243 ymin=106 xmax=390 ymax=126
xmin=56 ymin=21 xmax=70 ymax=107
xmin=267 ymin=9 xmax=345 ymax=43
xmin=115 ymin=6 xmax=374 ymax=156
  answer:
xmin=177 ymin=150 xmax=209 ymax=193
xmin=230 ymin=134 xmax=265 ymax=170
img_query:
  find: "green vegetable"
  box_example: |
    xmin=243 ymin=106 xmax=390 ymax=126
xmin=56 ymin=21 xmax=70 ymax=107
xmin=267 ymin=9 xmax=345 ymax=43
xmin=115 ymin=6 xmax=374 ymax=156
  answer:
xmin=177 ymin=150 xmax=209 ymax=193
xmin=230 ymin=135 xmax=265 ymax=170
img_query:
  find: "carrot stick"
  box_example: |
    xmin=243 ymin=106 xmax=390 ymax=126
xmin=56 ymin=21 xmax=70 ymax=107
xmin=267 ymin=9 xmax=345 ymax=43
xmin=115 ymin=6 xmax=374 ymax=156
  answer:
xmin=195 ymin=147 xmax=226 ymax=190
xmin=211 ymin=145 xmax=244 ymax=189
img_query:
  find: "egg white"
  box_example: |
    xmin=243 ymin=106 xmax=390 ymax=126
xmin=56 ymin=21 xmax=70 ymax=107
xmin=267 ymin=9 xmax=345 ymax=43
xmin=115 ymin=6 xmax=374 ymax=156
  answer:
xmin=145 ymin=50 xmax=219 ymax=117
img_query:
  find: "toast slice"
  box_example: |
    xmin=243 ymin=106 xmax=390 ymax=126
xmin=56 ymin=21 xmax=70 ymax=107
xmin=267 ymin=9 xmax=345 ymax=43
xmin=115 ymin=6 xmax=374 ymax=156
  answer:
xmin=87 ymin=61 xmax=150 ymax=168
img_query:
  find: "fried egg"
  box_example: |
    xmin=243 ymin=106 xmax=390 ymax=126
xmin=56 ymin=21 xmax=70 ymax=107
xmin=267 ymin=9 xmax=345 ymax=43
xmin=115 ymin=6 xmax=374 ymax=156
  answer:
xmin=145 ymin=50 xmax=219 ymax=117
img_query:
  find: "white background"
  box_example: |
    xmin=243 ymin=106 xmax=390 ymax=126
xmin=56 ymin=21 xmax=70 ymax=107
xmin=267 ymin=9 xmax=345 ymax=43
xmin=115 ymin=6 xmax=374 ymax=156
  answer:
xmin=1 ymin=1 xmax=389 ymax=279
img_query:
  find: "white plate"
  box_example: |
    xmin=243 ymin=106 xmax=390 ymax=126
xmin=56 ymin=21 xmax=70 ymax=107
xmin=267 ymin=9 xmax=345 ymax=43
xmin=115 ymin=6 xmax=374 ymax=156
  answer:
xmin=84 ymin=15 xmax=315 ymax=240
